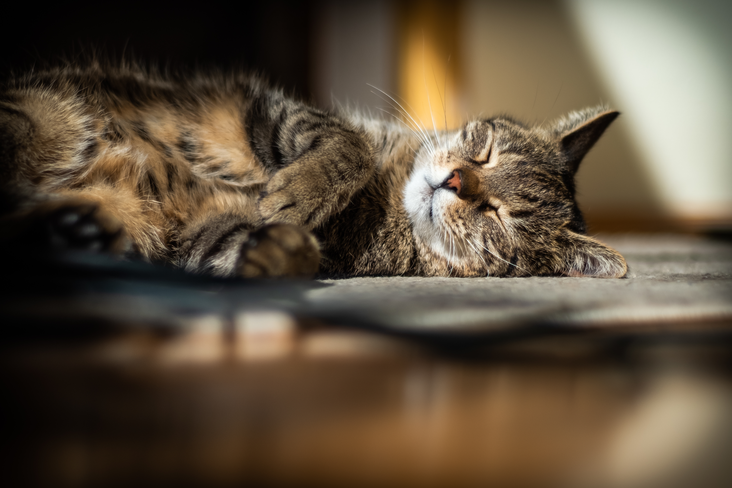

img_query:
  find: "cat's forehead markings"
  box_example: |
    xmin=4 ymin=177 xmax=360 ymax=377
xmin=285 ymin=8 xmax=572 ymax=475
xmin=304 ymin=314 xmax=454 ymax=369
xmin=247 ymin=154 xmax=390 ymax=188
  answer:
xmin=492 ymin=151 xmax=531 ymax=169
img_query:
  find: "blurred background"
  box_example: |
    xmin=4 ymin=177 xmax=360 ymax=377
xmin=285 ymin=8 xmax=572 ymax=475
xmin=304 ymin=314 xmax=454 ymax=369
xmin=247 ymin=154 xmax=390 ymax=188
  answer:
xmin=2 ymin=0 xmax=731 ymax=233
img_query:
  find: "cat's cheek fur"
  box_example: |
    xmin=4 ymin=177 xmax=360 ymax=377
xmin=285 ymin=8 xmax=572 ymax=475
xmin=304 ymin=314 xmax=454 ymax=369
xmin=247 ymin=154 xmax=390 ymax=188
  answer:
xmin=403 ymin=169 xmax=431 ymax=225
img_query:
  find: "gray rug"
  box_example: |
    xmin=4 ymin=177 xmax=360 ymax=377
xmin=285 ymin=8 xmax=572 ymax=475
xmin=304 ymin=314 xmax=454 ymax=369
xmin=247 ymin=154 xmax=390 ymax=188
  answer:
xmin=305 ymin=234 xmax=732 ymax=334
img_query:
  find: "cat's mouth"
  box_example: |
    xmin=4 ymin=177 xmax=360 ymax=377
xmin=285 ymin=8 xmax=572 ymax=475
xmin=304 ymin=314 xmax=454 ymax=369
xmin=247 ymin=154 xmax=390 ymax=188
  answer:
xmin=404 ymin=169 xmax=480 ymax=266
xmin=404 ymin=166 xmax=461 ymax=256
xmin=426 ymin=182 xmax=436 ymax=223
xmin=405 ymin=171 xmax=449 ymax=228
xmin=427 ymin=190 xmax=452 ymax=226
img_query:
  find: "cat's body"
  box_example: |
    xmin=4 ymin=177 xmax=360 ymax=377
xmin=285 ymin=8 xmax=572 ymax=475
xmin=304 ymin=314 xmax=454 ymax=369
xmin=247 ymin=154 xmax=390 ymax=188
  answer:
xmin=0 ymin=63 xmax=627 ymax=278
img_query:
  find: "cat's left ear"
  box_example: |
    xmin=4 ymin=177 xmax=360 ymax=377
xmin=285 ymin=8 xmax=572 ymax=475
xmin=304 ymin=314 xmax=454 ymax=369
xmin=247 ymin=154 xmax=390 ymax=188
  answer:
xmin=555 ymin=107 xmax=619 ymax=173
xmin=558 ymin=229 xmax=628 ymax=278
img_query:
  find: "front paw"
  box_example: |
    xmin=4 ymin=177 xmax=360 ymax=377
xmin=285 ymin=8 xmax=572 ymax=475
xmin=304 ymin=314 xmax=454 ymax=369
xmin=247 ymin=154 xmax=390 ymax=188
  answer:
xmin=237 ymin=224 xmax=320 ymax=278
xmin=31 ymin=202 xmax=131 ymax=254
xmin=258 ymin=164 xmax=335 ymax=229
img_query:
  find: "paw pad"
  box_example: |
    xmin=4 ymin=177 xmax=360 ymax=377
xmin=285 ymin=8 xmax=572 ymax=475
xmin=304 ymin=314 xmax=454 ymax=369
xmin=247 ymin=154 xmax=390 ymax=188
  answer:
xmin=38 ymin=204 xmax=127 ymax=253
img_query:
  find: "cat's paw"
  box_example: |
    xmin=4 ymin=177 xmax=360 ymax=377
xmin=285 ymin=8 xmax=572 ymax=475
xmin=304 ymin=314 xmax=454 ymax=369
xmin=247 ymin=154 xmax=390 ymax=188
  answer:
xmin=258 ymin=164 xmax=336 ymax=229
xmin=33 ymin=203 xmax=131 ymax=254
xmin=237 ymin=224 xmax=320 ymax=278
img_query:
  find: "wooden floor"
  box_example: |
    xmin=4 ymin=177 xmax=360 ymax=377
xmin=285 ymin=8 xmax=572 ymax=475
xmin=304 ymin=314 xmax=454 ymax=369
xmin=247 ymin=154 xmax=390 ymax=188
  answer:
xmin=2 ymin=234 xmax=732 ymax=487
xmin=5 ymin=324 xmax=732 ymax=488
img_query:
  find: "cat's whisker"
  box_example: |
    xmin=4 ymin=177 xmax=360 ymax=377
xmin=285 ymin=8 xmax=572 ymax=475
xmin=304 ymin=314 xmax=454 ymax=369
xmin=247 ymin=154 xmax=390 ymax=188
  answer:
xmin=431 ymin=60 xmax=449 ymax=152
xmin=465 ymin=238 xmax=490 ymax=275
xmin=371 ymin=95 xmax=425 ymax=140
xmin=423 ymin=64 xmax=440 ymax=150
xmin=465 ymin=237 xmax=488 ymax=270
xmin=367 ymin=84 xmax=437 ymax=155
xmin=370 ymin=91 xmax=423 ymax=135
xmin=375 ymin=107 xmax=432 ymax=157
xmin=443 ymin=55 xmax=450 ymax=148
xmin=421 ymin=37 xmax=441 ymax=152
xmin=371 ymin=93 xmax=425 ymax=135
xmin=460 ymin=237 xmax=473 ymax=269
xmin=376 ymin=109 xmax=424 ymax=146
xmin=477 ymin=240 xmax=533 ymax=277
xmin=371 ymin=92 xmax=435 ymax=157
xmin=405 ymin=141 xmax=418 ymax=156
xmin=448 ymin=231 xmax=455 ymax=277
xmin=369 ymin=87 xmax=431 ymax=143
xmin=445 ymin=230 xmax=454 ymax=277
xmin=397 ymin=97 xmax=438 ymax=156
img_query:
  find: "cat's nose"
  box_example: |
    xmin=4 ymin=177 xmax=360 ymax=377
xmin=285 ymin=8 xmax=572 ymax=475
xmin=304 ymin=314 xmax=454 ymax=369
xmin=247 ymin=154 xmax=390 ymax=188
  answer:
xmin=439 ymin=170 xmax=463 ymax=196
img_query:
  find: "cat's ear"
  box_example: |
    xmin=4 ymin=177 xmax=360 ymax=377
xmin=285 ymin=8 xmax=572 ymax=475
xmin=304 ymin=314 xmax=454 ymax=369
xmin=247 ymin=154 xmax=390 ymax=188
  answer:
xmin=553 ymin=107 xmax=619 ymax=173
xmin=558 ymin=229 xmax=628 ymax=278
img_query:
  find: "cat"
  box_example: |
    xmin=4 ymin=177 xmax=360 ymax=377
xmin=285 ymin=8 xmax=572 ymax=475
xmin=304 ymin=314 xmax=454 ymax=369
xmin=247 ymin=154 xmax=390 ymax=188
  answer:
xmin=0 ymin=62 xmax=628 ymax=279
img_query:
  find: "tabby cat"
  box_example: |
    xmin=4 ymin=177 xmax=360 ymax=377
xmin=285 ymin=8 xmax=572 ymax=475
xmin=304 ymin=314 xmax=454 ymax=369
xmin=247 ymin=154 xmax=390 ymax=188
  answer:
xmin=0 ymin=63 xmax=627 ymax=278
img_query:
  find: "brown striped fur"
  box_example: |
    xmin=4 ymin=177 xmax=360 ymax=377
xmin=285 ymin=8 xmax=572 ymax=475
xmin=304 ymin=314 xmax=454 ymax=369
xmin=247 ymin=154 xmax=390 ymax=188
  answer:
xmin=0 ymin=62 xmax=627 ymax=278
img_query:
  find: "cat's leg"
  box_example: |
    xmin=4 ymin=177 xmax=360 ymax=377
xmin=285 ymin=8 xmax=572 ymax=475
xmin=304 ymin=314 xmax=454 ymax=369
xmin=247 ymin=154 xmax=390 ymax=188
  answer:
xmin=177 ymin=213 xmax=320 ymax=278
xmin=1 ymin=193 xmax=133 ymax=256
xmin=247 ymin=92 xmax=375 ymax=230
xmin=0 ymin=180 xmax=175 ymax=261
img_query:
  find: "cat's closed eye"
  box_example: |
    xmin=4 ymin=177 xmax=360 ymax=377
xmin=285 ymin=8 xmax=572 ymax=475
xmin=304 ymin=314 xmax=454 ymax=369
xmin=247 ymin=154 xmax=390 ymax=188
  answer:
xmin=466 ymin=153 xmax=489 ymax=166
xmin=477 ymin=199 xmax=502 ymax=215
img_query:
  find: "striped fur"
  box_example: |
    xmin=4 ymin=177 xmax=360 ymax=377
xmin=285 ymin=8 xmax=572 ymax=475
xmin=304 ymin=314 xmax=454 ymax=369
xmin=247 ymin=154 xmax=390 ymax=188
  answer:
xmin=0 ymin=62 xmax=627 ymax=278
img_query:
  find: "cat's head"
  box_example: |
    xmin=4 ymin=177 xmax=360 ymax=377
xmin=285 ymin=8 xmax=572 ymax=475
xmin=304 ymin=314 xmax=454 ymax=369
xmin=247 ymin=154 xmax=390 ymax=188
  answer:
xmin=404 ymin=106 xmax=627 ymax=278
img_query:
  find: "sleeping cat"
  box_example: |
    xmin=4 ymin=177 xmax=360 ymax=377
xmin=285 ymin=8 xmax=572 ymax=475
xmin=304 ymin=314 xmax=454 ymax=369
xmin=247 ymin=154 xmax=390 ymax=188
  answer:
xmin=0 ymin=63 xmax=627 ymax=278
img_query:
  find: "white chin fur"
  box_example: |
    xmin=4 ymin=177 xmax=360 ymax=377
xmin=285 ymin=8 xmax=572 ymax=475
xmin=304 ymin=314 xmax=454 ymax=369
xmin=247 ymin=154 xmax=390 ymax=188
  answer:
xmin=403 ymin=151 xmax=463 ymax=261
